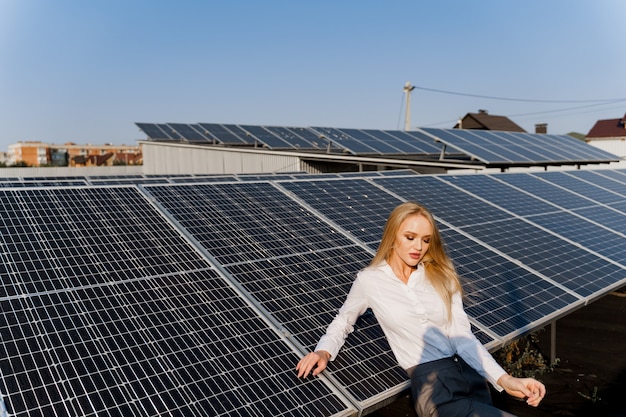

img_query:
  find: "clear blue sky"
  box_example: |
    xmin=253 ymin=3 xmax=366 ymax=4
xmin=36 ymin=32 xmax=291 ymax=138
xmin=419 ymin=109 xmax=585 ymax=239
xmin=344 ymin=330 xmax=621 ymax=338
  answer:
xmin=1 ymin=0 xmax=625 ymax=150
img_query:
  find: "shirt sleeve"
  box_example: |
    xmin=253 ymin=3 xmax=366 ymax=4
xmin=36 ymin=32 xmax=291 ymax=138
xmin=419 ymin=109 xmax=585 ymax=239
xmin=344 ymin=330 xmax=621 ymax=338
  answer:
xmin=449 ymin=292 xmax=507 ymax=391
xmin=314 ymin=274 xmax=370 ymax=361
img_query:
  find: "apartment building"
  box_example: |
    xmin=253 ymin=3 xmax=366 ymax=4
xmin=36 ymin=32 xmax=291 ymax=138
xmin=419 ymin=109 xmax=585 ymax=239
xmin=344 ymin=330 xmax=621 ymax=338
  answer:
xmin=7 ymin=141 xmax=141 ymax=167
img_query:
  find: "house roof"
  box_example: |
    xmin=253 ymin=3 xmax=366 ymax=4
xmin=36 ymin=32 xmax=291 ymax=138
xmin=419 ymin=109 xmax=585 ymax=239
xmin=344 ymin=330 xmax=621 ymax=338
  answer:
xmin=586 ymin=113 xmax=626 ymax=139
xmin=454 ymin=110 xmax=526 ymax=132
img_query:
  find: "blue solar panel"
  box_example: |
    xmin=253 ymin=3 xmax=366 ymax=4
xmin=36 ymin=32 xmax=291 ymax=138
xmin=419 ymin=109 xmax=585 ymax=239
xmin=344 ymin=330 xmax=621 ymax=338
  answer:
xmin=373 ymin=175 xmax=512 ymax=226
xmin=496 ymin=173 xmax=595 ymax=210
xmin=461 ymin=218 xmax=625 ymax=298
xmin=167 ymin=123 xmax=212 ymax=143
xmin=564 ymin=170 xmax=626 ymax=198
xmin=238 ymin=125 xmax=292 ymax=149
xmin=441 ymin=174 xmax=558 ymax=216
xmin=419 ymin=128 xmax=619 ymax=165
xmin=196 ymin=123 xmax=252 ymax=145
xmin=309 ymin=127 xmax=380 ymax=155
xmin=0 ymin=186 xmax=356 ymax=417
xmin=136 ymin=123 xmax=175 ymax=140
xmin=144 ymin=182 xmax=408 ymax=405
xmin=534 ymin=171 xmax=624 ymax=205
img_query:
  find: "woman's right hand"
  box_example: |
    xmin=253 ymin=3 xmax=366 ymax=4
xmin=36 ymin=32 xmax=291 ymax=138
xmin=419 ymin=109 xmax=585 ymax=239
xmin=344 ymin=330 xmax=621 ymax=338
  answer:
xmin=296 ymin=350 xmax=331 ymax=378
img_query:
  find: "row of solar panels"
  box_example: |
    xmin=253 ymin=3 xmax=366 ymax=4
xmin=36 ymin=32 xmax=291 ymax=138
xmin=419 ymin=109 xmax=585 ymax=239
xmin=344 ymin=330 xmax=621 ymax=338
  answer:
xmin=136 ymin=122 xmax=619 ymax=166
xmin=1 ymin=168 xmax=625 ymax=416
xmin=136 ymin=122 xmax=445 ymax=156
xmin=0 ymin=170 xmax=413 ymax=187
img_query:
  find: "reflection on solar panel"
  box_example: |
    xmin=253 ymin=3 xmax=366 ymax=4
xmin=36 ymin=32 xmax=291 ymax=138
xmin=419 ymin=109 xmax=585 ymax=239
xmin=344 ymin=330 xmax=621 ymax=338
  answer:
xmin=167 ymin=123 xmax=211 ymax=143
xmin=144 ymin=182 xmax=408 ymax=408
xmin=278 ymin=178 xmax=578 ymax=340
xmin=196 ymin=123 xmax=252 ymax=145
xmin=2 ymin=169 xmax=626 ymax=417
xmin=372 ymin=175 xmax=626 ymax=299
xmin=309 ymin=127 xmax=380 ymax=155
xmin=136 ymin=123 xmax=174 ymax=140
xmin=238 ymin=125 xmax=292 ymax=149
xmin=419 ymin=128 xmax=619 ymax=166
xmin=0 ymin=187 xmax=355 ymax=417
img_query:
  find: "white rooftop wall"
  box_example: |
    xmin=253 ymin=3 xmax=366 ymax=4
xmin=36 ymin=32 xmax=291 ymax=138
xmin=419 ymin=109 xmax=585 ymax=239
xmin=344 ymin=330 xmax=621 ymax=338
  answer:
xmin=141 ymin=142 xmax=302 ymax=175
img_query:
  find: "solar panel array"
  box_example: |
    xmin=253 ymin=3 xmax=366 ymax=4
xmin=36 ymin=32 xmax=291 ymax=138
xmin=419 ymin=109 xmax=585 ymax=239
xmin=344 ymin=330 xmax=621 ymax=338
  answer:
xmin=1 ymin=168 xmax=626 ymax=416
xmin=137 ymin=123 xmax=618 ymax=167
xmin=136 ymin=123 xmax=448 ymax=157
xmin=419 ymin=127 xmax=619 ymax=166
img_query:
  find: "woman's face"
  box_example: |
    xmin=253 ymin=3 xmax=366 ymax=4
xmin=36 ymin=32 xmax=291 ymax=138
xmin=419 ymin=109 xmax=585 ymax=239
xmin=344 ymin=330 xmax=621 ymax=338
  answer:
xmin=390 ymin=213 xmax=432 ymax=268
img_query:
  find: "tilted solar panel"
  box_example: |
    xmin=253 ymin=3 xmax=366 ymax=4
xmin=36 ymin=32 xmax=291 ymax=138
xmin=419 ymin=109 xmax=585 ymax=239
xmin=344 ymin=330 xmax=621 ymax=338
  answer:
xmin=277 ymin=178 xmax=578 ymax=340
xmin=371 ymin=175 xmax=626 ymax=300
xmin=0 ymin=187 xmax=356 ymax=417
xmin=419 ymin=128 xmax=619 ymax=166
xmin=143 ymin=182 xmax=409 ymax=410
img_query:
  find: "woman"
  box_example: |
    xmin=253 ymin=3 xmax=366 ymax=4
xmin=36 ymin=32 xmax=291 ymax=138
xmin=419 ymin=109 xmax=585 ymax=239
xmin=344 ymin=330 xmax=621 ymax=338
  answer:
xmin=296 ymin=202 xmax=545 ymax=417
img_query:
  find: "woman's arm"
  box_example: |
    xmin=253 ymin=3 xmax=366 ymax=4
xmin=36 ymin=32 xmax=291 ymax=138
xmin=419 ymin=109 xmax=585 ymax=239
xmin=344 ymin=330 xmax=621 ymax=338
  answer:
xmin=295 ymin=275 xmax=369 ymax=378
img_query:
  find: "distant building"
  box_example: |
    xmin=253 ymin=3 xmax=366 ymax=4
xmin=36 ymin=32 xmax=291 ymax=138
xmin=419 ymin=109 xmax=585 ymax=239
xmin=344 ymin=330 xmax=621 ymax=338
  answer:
xmin=454 ymin=109 xmax=526 ymax=132
xmin=586 ymin=113 xmax=626 ymax=159
xmin=7 ymin=141 xmax=142 ymax=167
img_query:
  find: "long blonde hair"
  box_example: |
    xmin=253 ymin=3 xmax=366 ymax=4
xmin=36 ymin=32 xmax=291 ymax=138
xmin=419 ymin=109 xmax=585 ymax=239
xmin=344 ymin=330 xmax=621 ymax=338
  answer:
xmin=370 ymin=201 xmax=463 ymax=321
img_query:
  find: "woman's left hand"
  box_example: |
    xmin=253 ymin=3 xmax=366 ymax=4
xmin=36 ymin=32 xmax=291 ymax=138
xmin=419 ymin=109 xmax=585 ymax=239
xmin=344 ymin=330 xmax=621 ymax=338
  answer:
xmin=497 ymin=374 xmax=546 ymax=407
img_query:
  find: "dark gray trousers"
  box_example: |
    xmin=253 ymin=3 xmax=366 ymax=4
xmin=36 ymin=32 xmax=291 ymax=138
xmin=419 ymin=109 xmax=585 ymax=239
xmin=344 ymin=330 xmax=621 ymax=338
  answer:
xmin=408 ymin=356 xmax=516 ymax=417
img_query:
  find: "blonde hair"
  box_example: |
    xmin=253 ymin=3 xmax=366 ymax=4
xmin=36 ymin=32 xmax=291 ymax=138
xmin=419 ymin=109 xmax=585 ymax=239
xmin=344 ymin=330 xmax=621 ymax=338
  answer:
xmin=370 ymin=201 xmax=463 ymax=321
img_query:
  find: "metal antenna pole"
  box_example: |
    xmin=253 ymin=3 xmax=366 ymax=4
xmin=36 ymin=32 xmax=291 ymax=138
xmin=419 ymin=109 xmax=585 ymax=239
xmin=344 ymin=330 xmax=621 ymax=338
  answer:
xmin=403 ymin=82 xmax=415 ymax=131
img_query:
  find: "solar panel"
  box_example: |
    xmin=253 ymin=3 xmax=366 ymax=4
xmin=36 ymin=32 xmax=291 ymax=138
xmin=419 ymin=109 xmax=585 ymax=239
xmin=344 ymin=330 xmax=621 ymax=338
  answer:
xmin=0 ymin=186 xmax=356 ymax=417
xmin=563 ymin=170 xmax=626 ymax=198
xmin=237 ymin=125 xmax=292 ymax=149
xmin=360 ymin=130 xmax=439 ymax=155
xmin=196 ymin=123 xmax=252 ymax=145
xmin=136 ymin=123 xmax=174 ymax=141
xmin=3 ymin=167 xmax=626 ymax=416
xmin=277 ymin=178 xmax=579 ymax=340
xmin=533 ymin=171 xmax=624 ymax=205
xmin=371 ymin=175 xmax=626 ymax=299
xmin=442 ymin=174 xmax=558 ymax=216
xmin=143 ymin=182 xmax=409 ymax=408
xmin=309 ymin=127 xmax=380 ymax=155
xmin=335 ymin=129 xmax=406 ymax=155
xmin=419 ymin=128 xmax=619 ymax=166
xmin=496 ymin=173 xmax=595 ymax=210
xmin=166 ymin=123 xmax=212 ymax=143
xmin=262 ymin=126 xmax=323 ymax=150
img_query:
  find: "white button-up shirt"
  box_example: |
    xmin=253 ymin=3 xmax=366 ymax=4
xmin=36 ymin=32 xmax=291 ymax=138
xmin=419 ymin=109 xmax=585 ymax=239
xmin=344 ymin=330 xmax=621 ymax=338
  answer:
xmin=315 ymin=262 xmax=507 ymax=390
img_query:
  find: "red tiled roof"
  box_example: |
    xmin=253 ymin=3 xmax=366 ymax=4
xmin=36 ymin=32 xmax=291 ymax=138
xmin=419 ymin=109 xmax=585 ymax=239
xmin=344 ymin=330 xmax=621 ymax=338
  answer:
xmin=586 ymin=113 xmax=626 ymax=139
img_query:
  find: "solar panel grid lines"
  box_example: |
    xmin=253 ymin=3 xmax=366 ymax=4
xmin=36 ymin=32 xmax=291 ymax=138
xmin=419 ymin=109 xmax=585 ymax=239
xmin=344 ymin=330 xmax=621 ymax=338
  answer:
xmin=262 ymin=126 xmax=323 ymax=150
xmin=273 ymin=178 xmax=508 ymax=343
xmin=308 ymin=127 xmax=379 ymax=155
xmin=528 ymin=211 xmax=626 ymax=265
xmin=237 ymin=125 xmax=293 ymax=150
xmin=459 ymin=130 xmax=539 ymax=163
xmin=335 ymin=128 xmax=407 ymax=155
xmin=439 ymin=174 xmax=560 ymax=217
xmin=196 ymin=123 xmax=252 ymax=145
xmin=142 ymin=181 xmax=411 ymax=405
xmin=418 ymin=128 xmax=514 ymax=164
xmin=166 ymin=123 xmax=212 ymax=143
xmin=534 ymin=171 xmax=624 ymax=205
xmin=564 ymin=169 xmax=626 ymax=199
xmin=275 ymin=178 xmax=403 ymax=248
xmin=380 ymin=130 xmax=443 ymax=155
xmin=496 ymin=173 xmax=597 ymax=211
xmin=461 ymin=218 xmax=626 ymax=298
xmin=440 ymin=228 xmax=581 ymax=338
xmin=0 ymin=186 xmax=357 ymax=417
xmin=573 ymin=205 xmax=626 ymax=235
xmin=136 ymin=123 xmax=174 ymax=141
